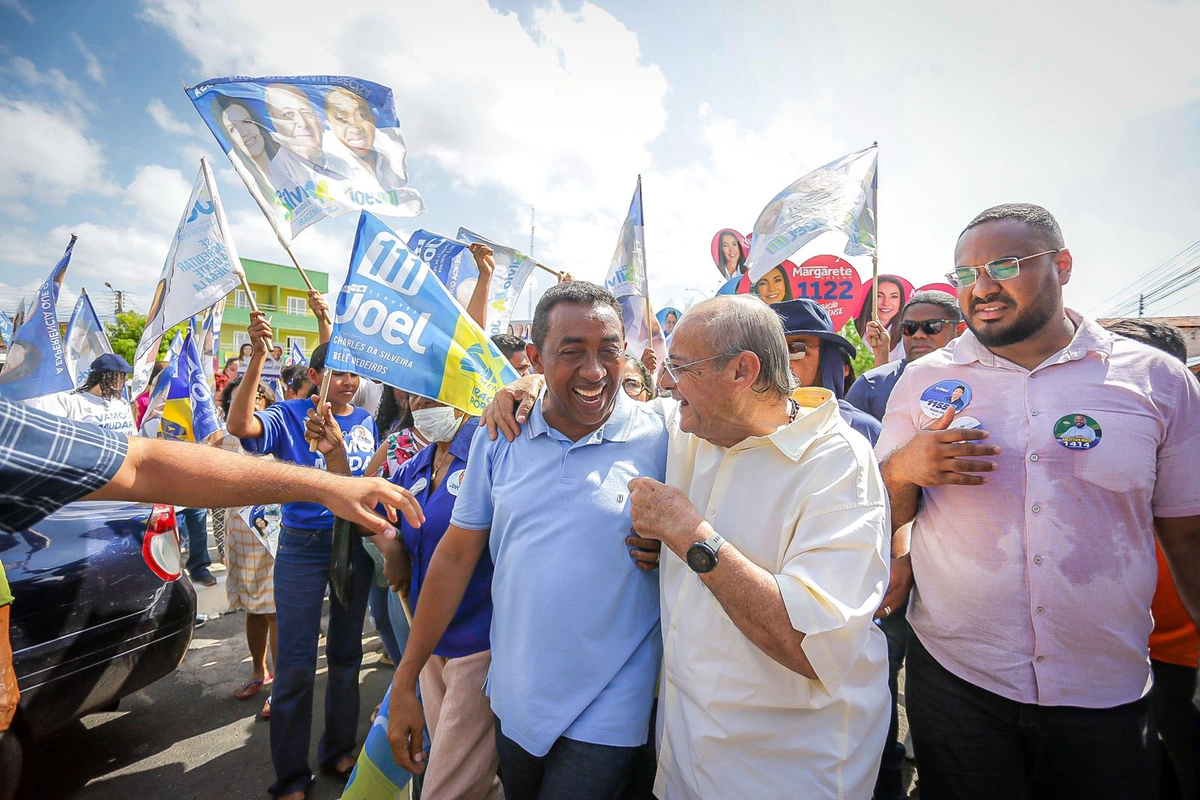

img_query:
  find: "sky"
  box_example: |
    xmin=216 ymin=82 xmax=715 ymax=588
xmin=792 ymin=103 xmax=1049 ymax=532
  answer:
xmin=1 ymin=0 xmax=1198 ymax=328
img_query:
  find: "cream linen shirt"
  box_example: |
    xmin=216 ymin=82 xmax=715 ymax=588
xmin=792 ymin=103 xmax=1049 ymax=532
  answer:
xmin=653 ymin=388 xmax=891 ymax=799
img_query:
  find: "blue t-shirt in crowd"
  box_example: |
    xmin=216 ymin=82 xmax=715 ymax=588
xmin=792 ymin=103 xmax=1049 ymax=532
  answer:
xmin=451 ymin=390 xmax=668 ymax=757
xmin=838 ymin=399 xmax=882 ymax=446
xmin=846 ymin=359 xmax=909 ymax=422
xmin=387 ymin=419 xmax=493 ymax=658
xmin=240 ymin=398 xmax=377 ymax=530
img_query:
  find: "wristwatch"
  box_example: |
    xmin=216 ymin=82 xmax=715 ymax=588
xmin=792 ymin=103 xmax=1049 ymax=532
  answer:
xmin=686 ymin=532 xmax=727 ymax=574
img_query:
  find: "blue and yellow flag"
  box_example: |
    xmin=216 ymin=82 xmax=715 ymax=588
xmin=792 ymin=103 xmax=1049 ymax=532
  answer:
xmin=160 ymin=330 xmax=220 ymax=442
xmin=327 ymin=212 xmax=520 ymax=414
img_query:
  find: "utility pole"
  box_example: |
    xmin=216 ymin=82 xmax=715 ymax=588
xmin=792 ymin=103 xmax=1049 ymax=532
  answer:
xmin=104 ymin=282 xmax=125 ymax=316
xmin=528 ymin=206 xmax=536 ymax=323
xmin=1138 ymin=293 xmax=1144 ymax=317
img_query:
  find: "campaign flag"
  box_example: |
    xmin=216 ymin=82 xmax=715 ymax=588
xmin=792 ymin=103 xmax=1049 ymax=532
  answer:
xmin=603 ymin=177 xmax=665 ymax=361
xmin=187 ymin=76 xmax=425 ymax=246
xmin=236 ymin=504 xmax=281 ymax=558
xmin=328 ymin=212 xmax=520 ymax=414
xmin=132 ymin=159 xmax=246 ymax=397
xmin=291 ymin=340 xmax=308 ymax=366
xmin=48 ymin=234 xmax=76 ymax=301
xmin=11 ymin=299 xmax=27 ymax=334
xmin=141 ymin=329 xmax=185 ymax=430
xmin=744 ymin=144 xmax=878 ymax=283
xmin=160 ymin=331 xmax=221 ymax=443
xmin=0 ymin=311 xmax=11 ymax=346
xmin=455 ymin=228 xmax=539 ymax=338
xmin=407 ymin=229 xmax=474 ymax=300
xmin=64 ymin=290 xmax=114 ymax=386
xmin=0 ymin=238 xmax=78 ymax=401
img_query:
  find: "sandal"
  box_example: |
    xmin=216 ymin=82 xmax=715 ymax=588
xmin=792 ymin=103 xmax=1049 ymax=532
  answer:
xmin=234 ymin=677 xmax=267 ymax=700
xmin=260 ymin=696 xmax=272 ymax=721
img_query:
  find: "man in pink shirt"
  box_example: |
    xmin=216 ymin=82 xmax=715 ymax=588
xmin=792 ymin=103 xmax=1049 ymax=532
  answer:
xmin=876 ymin=203 xmax=1200 ymax=799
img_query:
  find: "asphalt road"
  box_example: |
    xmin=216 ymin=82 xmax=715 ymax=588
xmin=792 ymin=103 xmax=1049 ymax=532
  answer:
xmin=13 ymin=568 xmax=397 ymax=800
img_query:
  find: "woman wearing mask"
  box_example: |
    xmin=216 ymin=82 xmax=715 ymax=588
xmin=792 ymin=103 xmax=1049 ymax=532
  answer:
xmin=226 ymin=314 xmax=379 ymax=799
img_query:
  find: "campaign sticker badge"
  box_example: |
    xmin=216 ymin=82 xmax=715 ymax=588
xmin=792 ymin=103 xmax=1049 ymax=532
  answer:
xmin=1053 ymin=414 xmax=1102 ymax=450
xmin=408 ymin=477 xmax=429 ymax=496
xmin=949 ymin=416 xmax=983 ymax=431
xmin=920 ymin=380 xmax=973 ymax=419
xmin=446 ymin=469 xmax=466 ymax=496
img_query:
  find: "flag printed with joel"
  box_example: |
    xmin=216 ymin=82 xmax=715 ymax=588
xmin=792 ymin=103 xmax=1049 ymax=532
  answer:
xmin=0 ymin=238 xmax=78 ymax=402
xmin=328 ymin=212 xmax=520 ymax=415
xmin=160 ymin=330 xmax=221 ymax=443
xmin=188 ymin=75 xmax=425 ymax=246
xmin=132 ymin=159 xmax=245 ymax=396
xmin=603 ymin=177 xmax=665 ymax=360
xmin=65 ymin=290 xmax=114 ymax=386
xmin=455 ymin=228 xmax=539 ymax=338
xmin=744 ymin=144 xmax=878 ymax=283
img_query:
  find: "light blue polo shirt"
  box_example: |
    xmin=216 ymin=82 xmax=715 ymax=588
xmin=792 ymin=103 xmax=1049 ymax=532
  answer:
xmin=451 ymin=390 xmax=668 ymax=756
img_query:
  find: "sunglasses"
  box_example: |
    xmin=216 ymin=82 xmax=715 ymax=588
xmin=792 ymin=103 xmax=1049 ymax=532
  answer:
xmin=946 ymin=249 xmax=1059 ymax=288
xmin=786 ymin=340 xmax=815 ymax=360
xmin=899 ymin=319 xmax=961 ymax=336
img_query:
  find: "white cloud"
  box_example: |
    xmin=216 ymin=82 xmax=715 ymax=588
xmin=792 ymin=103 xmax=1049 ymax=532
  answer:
xmin=146 ymin=97 xmax=193 ymax=135
xmin=70 ymin=33 xmax=106 ymax=85
xmin=0 ymin=0 xmax=33 ymax=24
xmin=4 ymin=56 xmax=93 ymax=120
xmin=0 ymin=97 xmax=118 ymax=204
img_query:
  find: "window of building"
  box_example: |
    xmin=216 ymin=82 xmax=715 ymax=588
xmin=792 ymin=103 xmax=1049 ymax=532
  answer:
xmin=286 ymin=335 xmax=307 ymax=354
xmin=235 ymin=289 xmax=258 ymax=310
xmin=286 ymin=296 xmax=308 ymax=316
xmin=232 ymin=332 xmax=250 ymax=351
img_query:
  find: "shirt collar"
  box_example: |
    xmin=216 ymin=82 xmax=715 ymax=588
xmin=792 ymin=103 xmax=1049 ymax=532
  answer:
xmin=950 ymin=308 xmax=1112 ymax=368
xmin=728 ymin=387 xmax=840 ymax=463
xmin=527 ymin=387 xmax=637 ymax=444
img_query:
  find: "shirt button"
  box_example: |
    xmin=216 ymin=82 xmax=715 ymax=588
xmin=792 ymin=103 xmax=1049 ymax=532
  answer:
xmin=1034 ymin=556 xmax=1043 ymax=564
xmin=1032 ymin=505 xmax=1041 ymax=513
xmin=1031 ymin=410 xmax=1039 ymax=416
xmin=1030 ymin=454 xmax=1039 ymax=462
xmin=730 ymin=451 xmax=738 ymax=459
xmin=707 ymin=507 xmax=716 ymax=516
xmin=671 ymin=622 xmax=678 ymax=631
xmin=1036 ymin=656 xmax=1045 ymax=663
xmin=1037 ymin=606 xmax=1045 ymax=614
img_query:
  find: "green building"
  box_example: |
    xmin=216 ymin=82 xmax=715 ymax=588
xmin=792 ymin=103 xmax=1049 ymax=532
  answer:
xmin=219 ymin=258 xmax=329 ymax=362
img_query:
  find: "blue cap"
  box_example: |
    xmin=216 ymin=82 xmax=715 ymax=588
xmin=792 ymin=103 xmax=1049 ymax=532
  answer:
xmin=771 ymin=298 xmax=857 ymax=361
xmin=89 ymin=353 xmax=134 ymax=374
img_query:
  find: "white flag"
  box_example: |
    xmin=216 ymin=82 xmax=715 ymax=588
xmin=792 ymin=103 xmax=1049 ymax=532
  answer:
xmin=132 ymin=158 xmax=244 ymax=395
xmin=745 ymin=145 xmax=878 ymax=283
xmin=603 ymin=177 xmax=664 ymax=361
xmin=64 ymin=289 xmax=114 ymax=386
xmin=456 ymin=228 xmax=539 ymax=338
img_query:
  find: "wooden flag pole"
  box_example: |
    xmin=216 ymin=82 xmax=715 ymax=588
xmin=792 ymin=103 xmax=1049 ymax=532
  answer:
xmin=870 ymin=141 xmax=880 ymax=325
xmin=237 ymin=272 xmax=273 ymax=352
xmin=398 ymin=593 xmax=414 ymax=626
xmin=307 ymin=369 xmax=333 ymax=453
xmin=533 ymin=261 xmax=563 ymax=279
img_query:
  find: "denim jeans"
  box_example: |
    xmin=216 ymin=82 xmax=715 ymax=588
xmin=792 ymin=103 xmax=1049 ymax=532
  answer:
xmin=494 ymin=714 xmax=640 ymax=800
xmin=269 ymin=526 xmax=373 ymax=797
xmin=906 ymin=629 xmax=1158 ymax=800
xmin=177 ymin=507 xmax=211 ymax=578
xmin=874 ymin=601 xmax=909 ymax=800
xmin=369 ymin=580 xmax=403 ymax=664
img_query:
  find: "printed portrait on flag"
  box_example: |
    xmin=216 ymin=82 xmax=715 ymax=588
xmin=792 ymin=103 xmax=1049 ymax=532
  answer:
xmin=189 ymin=76 xmax=425 ymax=243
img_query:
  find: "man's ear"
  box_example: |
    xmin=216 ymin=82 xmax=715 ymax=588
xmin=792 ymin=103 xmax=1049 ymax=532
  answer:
xmin=1055 ymin=248 xmax=1073 ymax=287
xmin=729 ymin=351 xmax=762 ymax=394
xmin=527 ymin=343 xmax=545 ymax=376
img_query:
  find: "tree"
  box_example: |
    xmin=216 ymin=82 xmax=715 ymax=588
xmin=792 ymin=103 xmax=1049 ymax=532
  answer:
xmin=840 ymin=321 xmax=877 ymax=381
xmin=104 ymin=312 xmax=189 ymax=365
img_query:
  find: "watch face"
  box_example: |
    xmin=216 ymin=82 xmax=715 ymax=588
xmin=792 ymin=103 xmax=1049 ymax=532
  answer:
xmin=687 ymin=544 xmax=715 ymax=573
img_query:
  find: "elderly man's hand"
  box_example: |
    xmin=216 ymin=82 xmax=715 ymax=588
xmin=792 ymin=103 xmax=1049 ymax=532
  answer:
xmin=629 ymin=477 xmax=706 ymax=557
xmin=882 ymin=406 xmax=1001 ymax=488
xmin=875 ymin=554 xmax=913 ymax=620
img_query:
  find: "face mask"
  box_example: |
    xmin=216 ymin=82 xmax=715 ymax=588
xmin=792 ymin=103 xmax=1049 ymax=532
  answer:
xmin=411 ymin=406 xmax=461 ymax=442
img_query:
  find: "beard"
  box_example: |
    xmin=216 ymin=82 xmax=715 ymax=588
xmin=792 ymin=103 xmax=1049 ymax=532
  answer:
xmin=966 ymin=287 xmax=1060 ymax=349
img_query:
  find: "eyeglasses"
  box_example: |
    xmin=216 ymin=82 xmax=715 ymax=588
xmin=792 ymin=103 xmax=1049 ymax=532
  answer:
xmin=947 ymin=249 xmax=1059 ymax=288
xmin=786 ymin=340 xmax=816 ymax=361
xmin=662 ymin=352 xmax=734 ymax=384
xmin=899 ymin=319 xmax=961 ymax=337
xmin=622 ymin=377 xmax=650 ymax=398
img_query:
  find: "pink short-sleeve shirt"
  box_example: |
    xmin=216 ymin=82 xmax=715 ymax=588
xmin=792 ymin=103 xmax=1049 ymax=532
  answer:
xmin=876 ymin=311 xmax=1200 ymax=708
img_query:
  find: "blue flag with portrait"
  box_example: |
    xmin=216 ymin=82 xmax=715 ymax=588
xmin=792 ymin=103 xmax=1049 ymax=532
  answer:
xmin=407 ymin=229 xmax=474 ymax=299
xmin=0 ymin=238 xmax=78 ymax=402
xmin=187 ymin=76 xmax=425 ymax=246
xmin=0 ymin=311 xmax=11 ymax=347
xmin=328 ymin=212 xmax=520 ymax=414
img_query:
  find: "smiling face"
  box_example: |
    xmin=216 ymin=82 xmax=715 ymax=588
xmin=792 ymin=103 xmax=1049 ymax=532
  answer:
xmin=222 ymin=102 xmax=266 ymax=160
xmin=529 ymin=301 xmax=625 ymax=441
xmin=309 ymin=366 xmax=360 ymax=410
xmin=265 ymin=85 xmax=324 ymax=162
xmin=754 ymin=267 xmax=788 ymax=304
xmin=876 ymin=281 xmax=903 ymax=327
xmin=663 ymin=311 xmax=678 ymax=336
xmin=720 ymin=232 xmax=741 ymax=270
xmin=326 ymin=89 xmax=375 ymax=157
xmin=1074 ymin=415 xmax=1086 ymax=428
xmin=954 ymin=219 xmax=1069 ymax=349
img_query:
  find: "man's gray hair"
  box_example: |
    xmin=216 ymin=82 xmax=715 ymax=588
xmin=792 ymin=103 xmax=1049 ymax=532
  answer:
xmin=688 ymin=296 xmax=796 ymax=398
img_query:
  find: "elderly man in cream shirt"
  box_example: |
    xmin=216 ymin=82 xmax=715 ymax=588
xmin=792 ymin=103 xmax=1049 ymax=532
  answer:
xmin=486 ymin=295 xmax=890 ymax=798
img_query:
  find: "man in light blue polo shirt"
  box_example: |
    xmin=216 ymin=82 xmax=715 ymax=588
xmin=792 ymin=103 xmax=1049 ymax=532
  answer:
xmin=386 ymin=281 xmax=668 ymax=799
